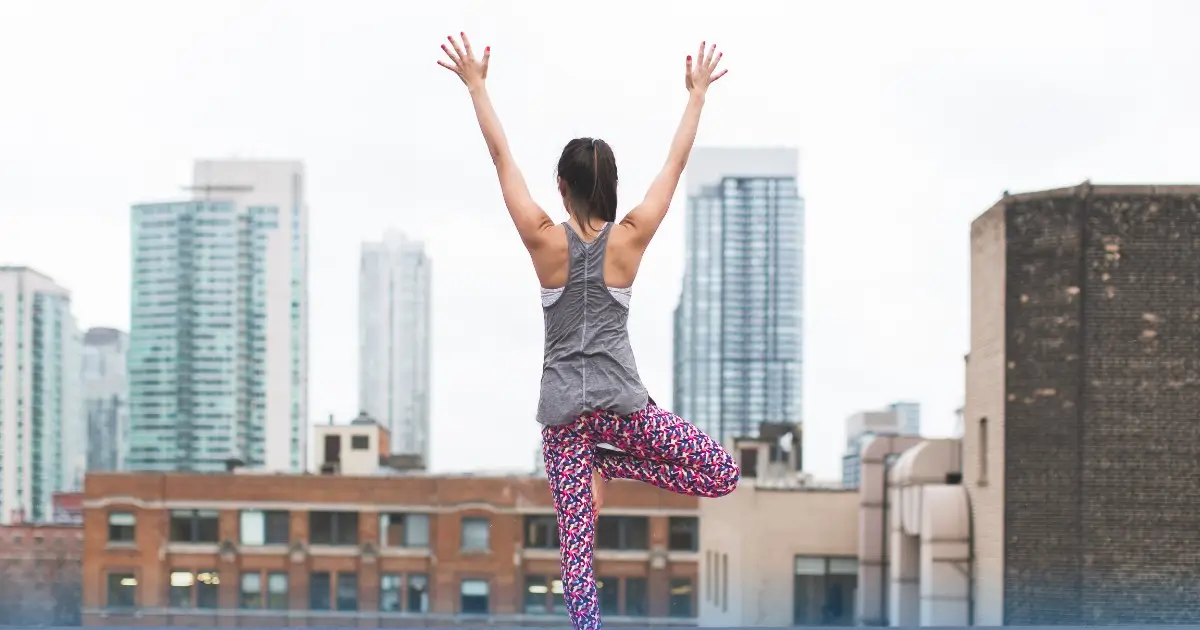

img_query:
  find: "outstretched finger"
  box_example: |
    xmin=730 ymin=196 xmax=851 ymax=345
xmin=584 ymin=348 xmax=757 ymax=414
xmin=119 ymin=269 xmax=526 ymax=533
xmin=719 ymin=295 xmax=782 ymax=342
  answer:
xmin=437 ymin=59 xmax=459 ymax=74
xmin=460 ymin=31 xmax=474 ymax=58
xmin=697 ymin=41 xmax=706 ymax=67
xmin=481 ymin=45 xmax=491 ymax=79
xmin=709 ymin=51 xmax=723 ymax=71
xmin=447 ymin=35 xmax=467 ymax=62
xmin=710 ymin=68 xmax=728 ymax=83
xmin=441 ymin=43 xmax=460 ymax=65
xmin=704 ymin=43 xmax=717 ymax=68
xmin=686 ymin=54 xmax=693 ymax=77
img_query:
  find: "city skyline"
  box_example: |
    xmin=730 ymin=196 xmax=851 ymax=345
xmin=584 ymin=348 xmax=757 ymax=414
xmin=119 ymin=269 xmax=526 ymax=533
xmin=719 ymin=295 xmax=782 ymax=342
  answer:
xmin=358 ymin=230 xmax=432 ymax=463
xmin=4 ymin=0 xmax=1200 ymax=478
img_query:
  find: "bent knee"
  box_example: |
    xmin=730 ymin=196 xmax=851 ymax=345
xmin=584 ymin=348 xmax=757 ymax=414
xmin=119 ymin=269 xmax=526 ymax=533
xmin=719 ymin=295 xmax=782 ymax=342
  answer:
xmin=711 ymin=461 xmax=740 ymax=497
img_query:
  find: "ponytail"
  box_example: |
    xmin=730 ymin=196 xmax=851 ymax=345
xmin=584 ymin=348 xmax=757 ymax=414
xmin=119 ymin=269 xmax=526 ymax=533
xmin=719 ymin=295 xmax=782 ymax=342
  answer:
xmin=556 ymin=137 xmax=619 ymax=236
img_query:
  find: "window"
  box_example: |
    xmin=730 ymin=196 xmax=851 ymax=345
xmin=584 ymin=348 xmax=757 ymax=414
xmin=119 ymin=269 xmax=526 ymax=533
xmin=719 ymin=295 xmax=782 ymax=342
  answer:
xmin=323 ymin=435 xmax=341 ymax=463
xmin=460 ymin=579 xmax=489 ymax=614
xmin=523 ymin=515 xmax=559 ymax=549
xmin=351 ymin=435 xmax=369 ymax=450
xmin=240 ymin=510 xmax=290 ymax=546
xmin=169 ymin=510 xmax=219 ymax=543
xmin=309 ymin=511 xmax=358 ymax=545
xmin=460 ymin=517 xmax=490 ymax=552
xmin=336 ymin=572 xmax=358 ymax=611
xmin=625 ymin=577 xmax=648 ymax=616
xmin=523 ymin=575 xmax=548 ymax=614
xmin=106 ymin=573 xmax=136 ymax=609
xmin=169 ymin=571 xmax=193 ymax=608
xmin=550 ymin=578 xmax=567 ymax=613
xmin=740 ymin=447 xmax=760 ymax=478
xmin=669 ymin=578 xmax=695 ymax=618
xmin=309 ymin=572 xmax=331 ymax=610
xmin=407 ymin=574 xmax=429 ymax=613
xmin=381 ymin=574 xmax=403 ymax=612
xmin=380 ymin=513 xmax=430 ymax=548
xmin=668 ymin=517 xmax=699 ymax=551
xmin=597 ymin=576 xmax=619 ymax=616
xmin=108 ymin=512 xmax=136 ymax=543
xmin=521 ymin=575 xmax=566 ymax=614
xmin=241 ymin=572 xmax=262 ymax=608
xmin=198 ymin=571 xmax=219 ymax=608
xmin=793 ymin=556 xmax=857 ymax=626
xmin=978 ymin=417 xmax=989 ymax=485
xmin=596 ymin=516 xmax=649 ymax=550
xmin=267 ymin=573 xmax=288 ymax=610
xmin=167 ymin=570 xmax=219 ymax=608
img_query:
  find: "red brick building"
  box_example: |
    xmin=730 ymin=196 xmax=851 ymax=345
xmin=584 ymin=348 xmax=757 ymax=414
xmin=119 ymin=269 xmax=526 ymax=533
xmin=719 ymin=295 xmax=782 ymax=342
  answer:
xmin=82 ymin=471 xmax=700 ymax=627
xmin=0 ymin=522 xmax=84 ymax=625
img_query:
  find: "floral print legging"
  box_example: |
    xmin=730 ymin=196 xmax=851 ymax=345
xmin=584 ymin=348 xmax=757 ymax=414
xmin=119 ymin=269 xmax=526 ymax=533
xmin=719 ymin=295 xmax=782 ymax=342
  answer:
xmin=541 ymin=401 xmax=741 ymax=630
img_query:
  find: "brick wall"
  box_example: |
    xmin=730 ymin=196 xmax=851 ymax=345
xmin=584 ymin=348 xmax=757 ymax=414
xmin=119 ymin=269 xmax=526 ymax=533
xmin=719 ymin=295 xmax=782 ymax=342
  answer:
xmin=996 ymin=185 xmax=1200 ymax=624
xmin=0 ymin=523 xmax=83 ymax=625
xmin=1002 ymin=191 xmax=1086 ymax=624
xmin=1077 ymin=190 xmax=1200 ymax=622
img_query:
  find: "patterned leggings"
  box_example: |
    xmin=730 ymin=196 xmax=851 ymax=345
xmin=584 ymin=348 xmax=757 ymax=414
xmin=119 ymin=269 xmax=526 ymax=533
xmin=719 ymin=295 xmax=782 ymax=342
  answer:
xmin=541 ymin=402 xmax=740 ymax=630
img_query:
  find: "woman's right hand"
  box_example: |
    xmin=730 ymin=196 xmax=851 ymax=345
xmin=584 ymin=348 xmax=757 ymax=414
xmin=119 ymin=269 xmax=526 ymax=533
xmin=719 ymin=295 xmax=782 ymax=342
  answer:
xmin=685 ymin=42 xmax=727 ymax=95
xmin=438 ymin=32 xmax=490 ymax=92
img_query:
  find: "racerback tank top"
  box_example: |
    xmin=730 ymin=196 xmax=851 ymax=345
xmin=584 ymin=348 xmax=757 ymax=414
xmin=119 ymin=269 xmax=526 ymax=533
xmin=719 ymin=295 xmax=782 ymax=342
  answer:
xmin=536 ymin=222 xmax=649 ymax=426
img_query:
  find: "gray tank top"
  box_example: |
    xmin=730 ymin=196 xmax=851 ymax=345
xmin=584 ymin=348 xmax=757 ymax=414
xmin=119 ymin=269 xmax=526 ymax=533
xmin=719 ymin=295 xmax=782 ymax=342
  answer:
xmin=536 ymin=222 xmax=649 ymax=426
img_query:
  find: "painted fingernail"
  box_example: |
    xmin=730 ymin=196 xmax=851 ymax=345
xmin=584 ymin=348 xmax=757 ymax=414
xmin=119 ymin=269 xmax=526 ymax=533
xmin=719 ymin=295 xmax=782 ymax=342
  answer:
xmin=485 ymin=46 xmax=490 ymax=53
xmin=687 ymin=55 xmax=692 ymax=61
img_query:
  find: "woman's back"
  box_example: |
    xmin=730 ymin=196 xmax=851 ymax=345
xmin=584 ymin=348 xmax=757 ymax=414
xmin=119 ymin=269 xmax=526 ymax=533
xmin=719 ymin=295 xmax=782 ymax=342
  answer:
xmin=536 ymin=222 xmax=648 ymax=427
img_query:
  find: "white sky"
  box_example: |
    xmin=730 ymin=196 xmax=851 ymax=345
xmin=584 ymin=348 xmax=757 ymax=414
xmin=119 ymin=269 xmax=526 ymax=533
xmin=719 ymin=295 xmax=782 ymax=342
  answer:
xmin=2 ymin=0 xmax=1199 ymax=479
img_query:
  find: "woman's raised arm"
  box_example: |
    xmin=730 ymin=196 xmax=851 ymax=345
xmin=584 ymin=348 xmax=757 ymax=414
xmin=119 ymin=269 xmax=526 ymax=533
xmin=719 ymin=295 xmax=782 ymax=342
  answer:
xmin=439 ymin=33 xmax=555 ymax=251
xmin=619 ymin=42 xmax=726 ymax=250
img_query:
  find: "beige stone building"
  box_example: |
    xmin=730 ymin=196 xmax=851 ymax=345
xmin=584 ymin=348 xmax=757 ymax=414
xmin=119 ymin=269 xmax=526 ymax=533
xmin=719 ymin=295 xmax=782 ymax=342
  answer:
xmin=701 ymin=433 xmax=970 ymax=627
xmin=698 ymin=435 xmax=858 ymax=626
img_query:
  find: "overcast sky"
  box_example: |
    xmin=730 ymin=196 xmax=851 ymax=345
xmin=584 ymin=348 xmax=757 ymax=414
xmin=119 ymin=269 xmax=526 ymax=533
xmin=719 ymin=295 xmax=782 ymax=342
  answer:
xmin=3 ymin=0 xmax=1199 ymax=479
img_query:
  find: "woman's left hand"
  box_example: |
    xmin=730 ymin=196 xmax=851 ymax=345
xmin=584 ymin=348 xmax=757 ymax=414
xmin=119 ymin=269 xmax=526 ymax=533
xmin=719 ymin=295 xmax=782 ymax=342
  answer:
xmin=438 ymin=32 xmax=489 ymax=91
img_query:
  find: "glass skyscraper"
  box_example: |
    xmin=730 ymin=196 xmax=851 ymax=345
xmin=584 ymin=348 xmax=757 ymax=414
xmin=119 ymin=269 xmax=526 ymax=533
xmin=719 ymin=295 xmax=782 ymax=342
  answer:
xmin=82 ymin=327 xmax=129 ymax=472
xmin=672 ymin=148 xmax=804 ymax=444
xmin=128 ymin=160 xmax=308 ymax=473
xmin=358 ymin=231 xmax=432 ymax=464
xmin=0 ymin=266 xmax=82 ymax=524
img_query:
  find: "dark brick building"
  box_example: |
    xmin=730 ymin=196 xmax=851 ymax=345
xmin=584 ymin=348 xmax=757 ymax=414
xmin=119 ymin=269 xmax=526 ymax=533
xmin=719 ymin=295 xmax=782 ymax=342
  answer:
xmin=0 ymin=522 xmax=83 ymax=625
xmin=82 ymin=470 xmax=699 ymax=627
xmin=965 ymin=183 xmax=1200 ymax=624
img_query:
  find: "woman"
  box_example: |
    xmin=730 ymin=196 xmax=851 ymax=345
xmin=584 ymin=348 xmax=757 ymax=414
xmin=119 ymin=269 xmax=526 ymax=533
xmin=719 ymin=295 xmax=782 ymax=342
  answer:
xmin=438 ymin=33 xmax=740 ymax=629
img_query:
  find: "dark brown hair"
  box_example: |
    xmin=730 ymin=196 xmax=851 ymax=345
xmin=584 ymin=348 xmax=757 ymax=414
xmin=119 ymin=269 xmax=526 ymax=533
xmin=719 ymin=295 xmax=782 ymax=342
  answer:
xmin=556 ymin=137 xmax=618 ymax=235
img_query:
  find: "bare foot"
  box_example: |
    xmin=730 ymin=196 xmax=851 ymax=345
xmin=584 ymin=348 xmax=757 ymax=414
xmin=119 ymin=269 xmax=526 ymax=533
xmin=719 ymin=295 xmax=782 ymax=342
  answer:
xmin=591 ymin=468 xmax=605 ymax=521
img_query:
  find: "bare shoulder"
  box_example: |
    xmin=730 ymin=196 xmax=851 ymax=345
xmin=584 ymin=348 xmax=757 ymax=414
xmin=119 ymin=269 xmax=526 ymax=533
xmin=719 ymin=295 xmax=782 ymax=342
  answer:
xmin=604 ymin=222 xmax=647 ymax=287
xmin=608 ymin=221 xmax=649 ymax=255
xmin=529 ymin=223 xmax=570 ymax=288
